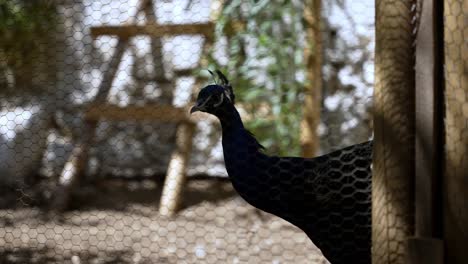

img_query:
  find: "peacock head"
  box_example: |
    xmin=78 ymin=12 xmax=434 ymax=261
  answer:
xmin=190 ymin=70 xmax=235 ymax=115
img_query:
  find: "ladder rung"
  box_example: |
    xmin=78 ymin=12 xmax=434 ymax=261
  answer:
xmin=85 ymin=104 xmax=193 ymax=123
xmin=174 ymin=68 xmax=195 ymax=77
xmin=90 ymin=23 xmax=215 ymax=38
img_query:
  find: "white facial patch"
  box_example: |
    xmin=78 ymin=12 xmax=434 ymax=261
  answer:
xmin=213 ymin=93 xmax=224 ymax=107
xmin=198 ymin=94 xmax=213 ymax=108
xmin=223 ymin=90 xmax=232 ymax=102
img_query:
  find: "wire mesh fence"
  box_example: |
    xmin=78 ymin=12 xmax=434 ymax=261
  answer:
xmin=0 ymin=0 xmax=374 ymax=263
xmin=442 ymin=0 xmax=468 ymax=262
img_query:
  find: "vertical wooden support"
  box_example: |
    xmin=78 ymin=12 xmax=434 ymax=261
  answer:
xmin=159 ymin=122 xmax=195 ymax=216
xmin=144 ymin=0 xmax=174 ymax=103
xmin=51 ymin=138 xmax=90 ymax=210
xmin=372 ymin=0 xmax=415 ymax=263
xmin=51 ymin=38 xmax=129 ymax=211
xmin=407 ymin=0 xmax=444 ymax=263
xmin=51 ymin=0 xmax=150 ymax=210
xmin=443 ymin=0 xmax=468 ymax=263
xmin=301 ymin=0 xmax=322 ymax=157
xmin=158 ymin=0 xmax=216 ymax=216
xmin=414 ymin=0 xmax=440 ymax=236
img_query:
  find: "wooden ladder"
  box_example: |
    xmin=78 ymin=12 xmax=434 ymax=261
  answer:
xmin=52 ymin=0 xmax=219 ymax=216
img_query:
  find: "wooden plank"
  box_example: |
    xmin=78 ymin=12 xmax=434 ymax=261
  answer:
xmin=90 ymin=23 xmax=215 ymax=38
xmin=443 ymin=0 xmax=468 ymax=263
xmin=372 ymin=0 xmax=415 ymax=263
xmin=84 ymin=104 xmax=192 ymax=123
xmin=159 ymin=123 xmax=195 ymax=216
xmin=414 ymin=0 xmax=442 ymax=238
xmin=174 ymin=68 xmax=195 ymax=77
xmin=95 ymin=39 xmax=131 ymax=101
xmin=143 ymin=2 xmax=174 ymax=104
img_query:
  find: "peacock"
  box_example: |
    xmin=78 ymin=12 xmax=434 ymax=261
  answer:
xmin=190 ymin=70 xmax=372 ymax=264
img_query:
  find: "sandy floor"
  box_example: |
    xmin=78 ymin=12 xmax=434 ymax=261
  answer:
xmin=0 ymin=178 xmax=329 ymax=264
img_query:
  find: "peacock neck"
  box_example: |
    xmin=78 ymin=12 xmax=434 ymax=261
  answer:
xmin=217 ymin=104 xmax=265 ymax=156
xmin=216 ymin=104 xmax=245 ymax=132
xmin=218 ymin=105 xmax=265 ymax=167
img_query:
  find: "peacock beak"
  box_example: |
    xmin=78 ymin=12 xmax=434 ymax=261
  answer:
xmin=190 ymin=105 xmax=200 ymax=114
xmin=190 ymin=100 xmax=205 ymax=114
xmin=191 ymin=95 xmax=212 ymax=114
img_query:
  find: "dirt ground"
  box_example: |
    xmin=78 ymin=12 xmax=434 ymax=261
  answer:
xmin=0 ymin=178 xmax=329 ymax=264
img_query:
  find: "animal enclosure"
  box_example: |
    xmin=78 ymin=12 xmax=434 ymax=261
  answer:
xmin=4 ymin=0 xmax=465 ymax=263
xmin=0 ymin=1 xmax=374 ymax=263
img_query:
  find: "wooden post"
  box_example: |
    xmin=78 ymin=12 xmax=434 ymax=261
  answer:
xmin=158 ymin=0 xmax=217 ymax=215
xmin=443 ymin=0 xmax=468 ymax=263
xmin=301 ymin=0 xmax=322 ymax=157
xmin=50 ymin=138 xmax=91 ymax=210
xmin=414 ymin=0 xmax=441 ymax=237
xmin=159 ymin=122 xmax=195 ymax=216
xmin=144 ymin=0 xmax=173 ymax=104
xmin=372 ymin=0 xmax=415 ymax=263
xmin=408 ymin=0 xmax=444 ymax=262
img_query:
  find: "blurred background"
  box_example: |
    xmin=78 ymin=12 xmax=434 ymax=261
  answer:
xmin=0 ymin=0 xmax=373 ymax=263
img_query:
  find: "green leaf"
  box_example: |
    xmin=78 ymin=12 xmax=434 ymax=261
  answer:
xmin=212 ymin=0 xmax=307 ymax=155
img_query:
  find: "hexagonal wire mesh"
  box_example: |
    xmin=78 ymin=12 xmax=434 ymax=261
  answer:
xmin=443 ymin=0 xmax=468 ymax=262
xmin=0 ymin=0 xmax=374 ymax=263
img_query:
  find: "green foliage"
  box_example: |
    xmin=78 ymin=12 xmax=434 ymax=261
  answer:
xmin=212 ymin=0 xmax=307 ymax=156
xmin=0 ymin=0 xmax=56 ymax=90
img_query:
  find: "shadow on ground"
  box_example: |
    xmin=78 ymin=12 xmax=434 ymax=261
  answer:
xmin=0 ymin=177 xmax=327 ymax=264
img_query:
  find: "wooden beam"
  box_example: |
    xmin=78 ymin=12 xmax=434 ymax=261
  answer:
xmin=174 ymin=68 xmax=196 ymax=77
xmin=84 ymin=104 xmax=193 ymax=123
xmin=144 ymin=1 xmax=172 ymax=102
xmin=409 ymin=0 xmax=445 ymax=261
xmin=443 ymin=0 xmax=468 ymax=263
xmin=372 ymin=0 xmax=415 ymax=263
xmin=159 ymin=123 xmax=195 ymax=216
xmin=90 ymin=23 xmax=215 ymax=38
xmin=414 ymin=0 xmax=442 ymax=239
xmin=95 ymin=39 xmax=131 ymax=101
